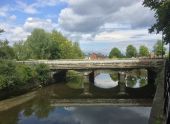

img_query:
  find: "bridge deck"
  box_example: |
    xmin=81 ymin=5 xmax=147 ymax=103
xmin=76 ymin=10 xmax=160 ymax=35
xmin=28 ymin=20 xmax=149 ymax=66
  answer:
xmin=18 ymin=59 xmax=164 ymax=70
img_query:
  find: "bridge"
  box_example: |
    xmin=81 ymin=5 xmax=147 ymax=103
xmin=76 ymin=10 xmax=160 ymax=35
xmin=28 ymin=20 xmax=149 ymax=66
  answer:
xmin=18 ymin=59 xmax=170 ymax=124
xmin=18 ymin=59 xmax=164 ymax=70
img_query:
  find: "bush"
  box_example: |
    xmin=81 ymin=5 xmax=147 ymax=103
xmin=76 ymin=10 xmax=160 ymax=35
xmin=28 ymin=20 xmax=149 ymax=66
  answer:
xmin=34 ymin=64 xmax=50 ymax=85
xmin=0 ymin=60 xmax=50 ymax=91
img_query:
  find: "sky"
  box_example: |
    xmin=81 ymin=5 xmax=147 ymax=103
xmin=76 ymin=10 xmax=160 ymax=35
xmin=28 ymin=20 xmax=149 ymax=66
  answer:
xmin=0 ymin=0 xmax=162 ymax=55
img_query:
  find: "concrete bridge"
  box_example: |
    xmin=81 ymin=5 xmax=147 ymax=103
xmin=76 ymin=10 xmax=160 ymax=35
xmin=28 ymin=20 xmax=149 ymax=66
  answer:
xmin=18 ymin=59 xmax=164 ymax=70
xmin=18 ymin=59 xmax=167 ymax=124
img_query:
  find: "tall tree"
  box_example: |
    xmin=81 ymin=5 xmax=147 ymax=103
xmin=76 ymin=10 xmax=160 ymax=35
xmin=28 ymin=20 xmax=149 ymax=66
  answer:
xmin=26 ymin=28 xmax=51 ymax=59
xmin=126 ymin=45 xmax=137 ymax=58
xmin=109 ymin=47 xmax=122 ymax=58
xmin=139 ymin=45 xmax=150 ymax=57
xmin=0 ymin=40 xmax=14 ymax=59
xmin=143 ymin=0 xmax=170 ymax=44
xmin=13 ymin=29 xmax=84 ymax=60
xmin=153 ymin=40 xmax=166 ymax=56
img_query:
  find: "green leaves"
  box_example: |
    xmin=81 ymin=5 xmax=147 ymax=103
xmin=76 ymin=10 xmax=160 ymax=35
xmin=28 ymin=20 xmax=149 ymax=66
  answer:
xmin=143 ymin=0 xmax=170 ymax=44
xmin=0 ymin=40 xmax=14 ymax=59
xmin=109 ymin=47 xmax=122 ymax=58
xmin=153 ymin=40 xmax=166 ymax=56
xmin=0 ymin=60 xmax=50 ymax=90
xmin=13 ymin=28 xmax=84 ymax=60
xmin=126 ymin=45 xmax=137 ymax=58
xmin=139 ymin=45 xmax=149 ymax=57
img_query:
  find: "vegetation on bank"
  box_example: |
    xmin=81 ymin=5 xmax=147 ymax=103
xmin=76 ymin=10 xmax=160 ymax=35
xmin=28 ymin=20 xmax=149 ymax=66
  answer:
xmin=0 ymin=28 xmax=84 ymax=97
xmin=109 ymin=40 xmax=167 ymax=58
xmin=0 ymin=60 xmax=50 ymax=92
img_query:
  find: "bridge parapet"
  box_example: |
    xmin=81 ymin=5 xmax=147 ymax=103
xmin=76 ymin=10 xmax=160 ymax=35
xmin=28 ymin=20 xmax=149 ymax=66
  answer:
xmin=17 ymin=59 xmax=165 ymax=70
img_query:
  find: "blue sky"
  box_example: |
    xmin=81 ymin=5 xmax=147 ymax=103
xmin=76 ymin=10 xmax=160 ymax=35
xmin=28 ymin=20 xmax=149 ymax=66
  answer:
xmin=0 ymin=0 xmax=162 ymax=55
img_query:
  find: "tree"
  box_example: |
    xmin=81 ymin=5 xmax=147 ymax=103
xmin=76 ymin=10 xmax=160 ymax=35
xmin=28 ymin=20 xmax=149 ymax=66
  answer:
xmin=153 ymin=40 xmax=166 ymax=56
xmin=143 ymin=0 xmax=170 ymax=44
xmin=26 ymin=28 xmax=51 ymax=59
xmin=50 ymin=30 xmax=83 ymax=59
xmin=13 ymin=29 xmax=84 ymax=60
xmin=0 ymin=40 xmax=14 ymax=59
xmin=139 ymin=45 xmax=149 ymax=57
xmin=126 ymin=45 xmax=137 ymax=58
xmin=109 ymin=47 xmax=122 ymax=58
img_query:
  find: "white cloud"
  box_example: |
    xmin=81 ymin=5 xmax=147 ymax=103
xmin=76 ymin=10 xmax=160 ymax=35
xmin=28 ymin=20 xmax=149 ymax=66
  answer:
xmin=15 ymin=0 xmax=61 ymax=14
xmin=56 ymin=0 xmax=161 ymax=54
xmin=24 ymin=17 xmax=58 ymax=32
xmin=0 ymin=17 xmax=58 ymax=43
xmin=94 ymin=29 xmax=161 ymax=42
xmin=16 ymin=0 xmax=38 ymax=14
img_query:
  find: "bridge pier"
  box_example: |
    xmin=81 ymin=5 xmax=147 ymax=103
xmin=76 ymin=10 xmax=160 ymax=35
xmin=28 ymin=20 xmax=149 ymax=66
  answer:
xmin=81 ymin=71 xmax=92 ymax=96
xmin=118 ymin=72 xmax=127 ymax=95
xmin=89 ymin=70 xmax=95 ymax=83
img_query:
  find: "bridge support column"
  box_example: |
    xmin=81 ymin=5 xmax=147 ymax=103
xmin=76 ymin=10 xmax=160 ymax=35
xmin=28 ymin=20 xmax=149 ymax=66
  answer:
xmin=89 ymin=70 xmax=95 ymax=83
xmin=81 ymin=72 xmax=92 ymax=96
xmin=118 ymin=72 xmax=127 ymax=95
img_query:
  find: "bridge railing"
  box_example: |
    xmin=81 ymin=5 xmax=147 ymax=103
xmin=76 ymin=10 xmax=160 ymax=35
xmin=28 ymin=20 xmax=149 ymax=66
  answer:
xmin=164 ymin=60 xmax=170 ymax=124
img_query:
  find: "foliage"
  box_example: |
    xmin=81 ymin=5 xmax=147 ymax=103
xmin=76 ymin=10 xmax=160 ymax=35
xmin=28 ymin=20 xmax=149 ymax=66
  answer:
xmin=13 ymin=29 xmax=84 ymax=60
xmin=34 ymin=64 xmax=50 ymax=84
xmin=153 ymin=40 xmax=166 ymax=56
xmin=126 ymin=45 xmax=137 ymax=58
xmin=109 ymin=47 xmax=122 ymax=58
xmin=0 ymin=40 xmax=14 ymax=59
xmin=143 ymin=0 xmax=170 ymax=44
xmin=139 ymin=45 xmax=150 ymax=57
xmin=0 ymin=60 xmax=50 ymax=90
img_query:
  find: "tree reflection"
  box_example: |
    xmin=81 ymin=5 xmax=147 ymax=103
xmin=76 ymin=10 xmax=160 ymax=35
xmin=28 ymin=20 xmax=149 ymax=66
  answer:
xmin=110 ymin=72 xmax=118 ymax=81
xmin=126 ymin=69 xmax=147 ymax=88
xmin=23 ymin=91 xmax=54 ymax=119
xmin=126 ymin=75 xmax=137 ymax=88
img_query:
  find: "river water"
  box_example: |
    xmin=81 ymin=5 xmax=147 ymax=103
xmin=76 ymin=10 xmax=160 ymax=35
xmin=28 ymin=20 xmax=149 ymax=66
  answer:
xmin=0 ymin=69 xmax=152 ymax=124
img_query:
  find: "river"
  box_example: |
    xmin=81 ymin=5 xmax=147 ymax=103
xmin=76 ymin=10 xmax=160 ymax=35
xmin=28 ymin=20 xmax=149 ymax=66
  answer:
xmin=0 ymin=69 xmax=152 ymax=124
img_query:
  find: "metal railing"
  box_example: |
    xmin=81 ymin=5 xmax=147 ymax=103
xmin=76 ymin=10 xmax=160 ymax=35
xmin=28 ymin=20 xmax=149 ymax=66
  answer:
xmin=164 ymin=60 xmax=170 ymax=124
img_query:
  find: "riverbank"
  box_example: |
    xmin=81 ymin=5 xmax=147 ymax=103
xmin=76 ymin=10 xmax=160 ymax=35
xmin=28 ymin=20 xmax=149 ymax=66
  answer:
xmin=0 ymin=91 xmax=37 ymax=111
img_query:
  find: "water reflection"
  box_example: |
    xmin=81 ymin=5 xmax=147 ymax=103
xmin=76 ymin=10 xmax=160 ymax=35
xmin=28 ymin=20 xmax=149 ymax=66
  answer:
xmin=0 ymin=69 xmax=152 ymax=124
xmin=126 ymin=69 xmax=148 ymax=88
xmin=0 ymin=103 xmax=151 ymax=124
xmin=94 ymin=73 xmax=118 ymax=89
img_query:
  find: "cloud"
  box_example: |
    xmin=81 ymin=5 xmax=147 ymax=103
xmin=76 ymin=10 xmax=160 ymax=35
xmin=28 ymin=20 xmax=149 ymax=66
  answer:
xmin=23 ymin=17 xmax=58 ymax=32
xmin=16 ymin=0 xmax=38 ymax=14
xmin=0 ymin=6 xmax=10 ymax=17
xmin=94 ymin=29 xmax=161 ymax=42
xmin=111 ymin=1 xmax=155 ymax=28
xmin=15 ymin=0 xmax=62 ymax=14
xmin=0 ymin=17 xmax=58 ymax=43
xmin=58 ymin=0 xmax=154 ymax=33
